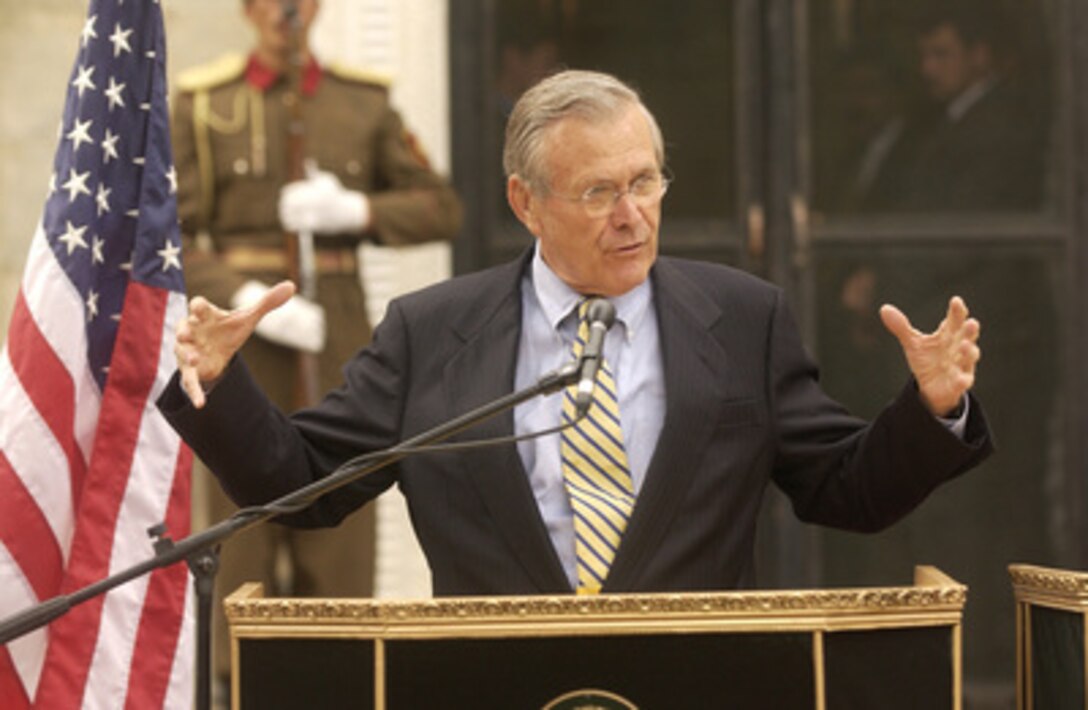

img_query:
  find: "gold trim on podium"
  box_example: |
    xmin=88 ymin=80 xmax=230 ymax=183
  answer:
xmin=1009 ymin=563 xmax=1088 ymax=710
xmin=1010 ymin=564 xmax=1088 ymax=609
xmin=226 ymin=565 xmax=965 ymax=709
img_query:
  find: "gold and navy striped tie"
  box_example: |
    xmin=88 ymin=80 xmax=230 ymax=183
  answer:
xmin=561 ymin=299 xmax=634 ymax=595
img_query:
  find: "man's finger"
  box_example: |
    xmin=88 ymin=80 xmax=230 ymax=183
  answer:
xmin=189 ymin=296 xmax=212 ymax=320
xmin=246 ymin=280 xmax=296 ymax=321
xmin=181 ymin=366 xmax=206 ymax=410
xmin=175 ymin=317 xmax=192 ymax=344
xmin=879 ymin=303 xmax=916 ymax=345
xmin=959 ymin=317 xmax=981 ymax=343
xmin=943 ymin=296 xmax=969 ymax=332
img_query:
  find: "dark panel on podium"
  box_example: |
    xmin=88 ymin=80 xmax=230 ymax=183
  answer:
xmin=825 ymin=626 xmax=953 ymax=709
xmin=1030 ymin=606 xmax=1085 ymax=710
xmin=384 ymin=632 xmax=814 ymax=709
xmin=237 ymin=637 xmax=375 ymax=710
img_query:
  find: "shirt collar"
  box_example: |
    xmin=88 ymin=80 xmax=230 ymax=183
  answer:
xmin=946 ymin=76 xmax=998 ymax=123
xmin=529 ymin=244 xmax=653 ymax=341
xmin=245 ymin=53 xmax=323 ymax=95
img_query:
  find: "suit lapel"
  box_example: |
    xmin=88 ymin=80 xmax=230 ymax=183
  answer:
xmin=604 ymin=259 xmax=729 ymax=591
xmin=443 ymin=251 xmax=571 ymax=593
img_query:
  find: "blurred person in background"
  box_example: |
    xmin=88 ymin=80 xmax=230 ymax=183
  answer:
xmin=169 ymin=0 xmax=462 ymax=694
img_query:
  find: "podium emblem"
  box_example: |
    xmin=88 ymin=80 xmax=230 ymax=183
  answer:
xmin=542 ymin=689 xmax=638 ymax=709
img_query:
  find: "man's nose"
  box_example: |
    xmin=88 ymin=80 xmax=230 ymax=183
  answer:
xmin=609 ymin=192 xmax=641 ymax=225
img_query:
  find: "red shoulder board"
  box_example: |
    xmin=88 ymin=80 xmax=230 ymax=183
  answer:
xmin=401 ymin=129 xmax=432 ymax=169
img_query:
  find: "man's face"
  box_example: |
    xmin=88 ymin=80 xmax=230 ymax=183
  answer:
xmin=245 ymin=0 xmax=318 ymax=58
xmin=918 ymin=23 xmax=992 ymax=102
xmin=508 ymin=105 xmax=662 ymax=297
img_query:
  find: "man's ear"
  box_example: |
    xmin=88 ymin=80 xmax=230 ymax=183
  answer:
xmin=507 ymin=175 xmax=542 ymax=237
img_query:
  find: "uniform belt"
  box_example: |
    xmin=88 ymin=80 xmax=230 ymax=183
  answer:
xmin=220 ymin=245 xmax=358 ymax=275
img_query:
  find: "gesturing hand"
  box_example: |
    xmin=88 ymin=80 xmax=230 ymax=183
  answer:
xmin=879 ymin=296 xmax=981 ymax=417
xmin=175 ymin=280 xmax=296 ymax=409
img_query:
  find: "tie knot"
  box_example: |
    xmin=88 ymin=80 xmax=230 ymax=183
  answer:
xmin=571 ymin=299 xmax=597 ymax=356
xmin=576 ymin=298 xmax=592 ymax=324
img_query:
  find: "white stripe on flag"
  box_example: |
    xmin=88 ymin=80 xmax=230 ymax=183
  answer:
xmin=20 ymin=224 xmax=101 ymax=462
xmin=0 ymin=357 xmax=74 ymax=559
xmin=163 ymin=583 xmax=196 ymax=710
xmin=0 ymin=543 xmax=46 ymax=696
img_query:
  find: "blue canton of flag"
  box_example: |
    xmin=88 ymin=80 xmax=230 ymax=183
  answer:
xmin=43 ymin=0 xmax=185 ymax=391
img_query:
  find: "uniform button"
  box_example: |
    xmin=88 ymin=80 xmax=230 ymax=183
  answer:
xmin=283 ymin=93 xmax=297 ymax=108
xmin=233 ymin=158 xmax=249 ymax=175
xmin=347 ymin=160 xmax=362 ymax=176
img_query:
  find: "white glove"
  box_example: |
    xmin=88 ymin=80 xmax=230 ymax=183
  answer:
xmin=230 ymin=280 xmax=326 ymax=353
xmin=279 ymin=166 xmax=370 ymax=234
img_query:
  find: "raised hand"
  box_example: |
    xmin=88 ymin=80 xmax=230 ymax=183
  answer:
xmin=879 ymin=296 xmax=981 ymax=417
xmin=175 ymin=280 xmax=296 ymax=408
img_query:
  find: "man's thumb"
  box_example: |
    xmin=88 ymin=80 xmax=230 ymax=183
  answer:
xmin=879 ymin=303 xmax=915 ymax=345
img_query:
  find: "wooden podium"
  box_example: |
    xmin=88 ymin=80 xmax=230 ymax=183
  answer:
xmin=1010 ymin=563 xmax=1088 ymax=709
xmin=225 ymin=566 xmax=965 ymax=709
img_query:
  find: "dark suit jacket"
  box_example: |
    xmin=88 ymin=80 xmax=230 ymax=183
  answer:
xmin=159 ymin=251 xmax=992 ymax=596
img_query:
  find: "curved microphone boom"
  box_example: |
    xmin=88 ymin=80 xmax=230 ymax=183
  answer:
xmin=574 ymin=298 xmax=616 ymax=416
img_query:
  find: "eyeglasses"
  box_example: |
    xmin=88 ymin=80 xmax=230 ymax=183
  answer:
xmin=547 ymin=172 xmax=671 ymax=218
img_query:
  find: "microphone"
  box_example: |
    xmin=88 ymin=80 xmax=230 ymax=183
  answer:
xmin=574 ymin=298 xmax=616 ymax=416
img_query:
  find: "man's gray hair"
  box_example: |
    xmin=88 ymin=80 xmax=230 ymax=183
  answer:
xmin=502 ymin=69 xmax=665 ymax=189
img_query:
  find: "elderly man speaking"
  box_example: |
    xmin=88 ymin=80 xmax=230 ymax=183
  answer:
xmin=160 ymin=69 xmax=991 ymax=597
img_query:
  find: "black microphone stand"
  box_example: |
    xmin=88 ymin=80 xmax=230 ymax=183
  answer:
xmin=0 ymin=361 xmax=583 ymax=710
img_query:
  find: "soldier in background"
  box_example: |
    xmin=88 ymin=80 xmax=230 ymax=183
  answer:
xmin=169 ymin=0 xmax=462 ymax=692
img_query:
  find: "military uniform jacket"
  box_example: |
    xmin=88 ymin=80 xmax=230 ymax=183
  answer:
xmin=170 ymin=53 xmax=462 ymax=399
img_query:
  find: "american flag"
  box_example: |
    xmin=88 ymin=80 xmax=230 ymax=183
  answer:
xmin=0 ymin=1 xmax=194 ymax=707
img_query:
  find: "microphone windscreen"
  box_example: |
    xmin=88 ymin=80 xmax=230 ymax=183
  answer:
xmin=586 ymin=298 xmax=616 ymax=329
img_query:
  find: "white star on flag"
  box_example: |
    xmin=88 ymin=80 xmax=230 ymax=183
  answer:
xmin=95 ymin=183 xmax=111 ymax=215
xmin=109 ymin=22 xmax=133 ymax=57
xmin=86 ymin=289 xmax=99 ymax=320
xmin=62 ymin=167 xmax=92 ymax=201
xmin=72 ymin=64 xmax=97 ymax=97
xmin=158 ymin=239 xmax=182 ymax=271
xmin=57 ymin=220 xmax=90 ymax=255
xmin=102 ymin=128 xmax=120 ymax=163
xmin=67 ymin=117 xmax=95 ymax=153
xmin=104 ymin=76 xmax=126 ymax=110
xmin=81 ymin=14 xmax=98 ymax=46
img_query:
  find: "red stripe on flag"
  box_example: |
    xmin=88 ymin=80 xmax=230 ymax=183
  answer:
xmin=32 ymin=283 xmax=169 ymax=709
xmin=7 ymin=290 xmax=87 ymax=504
xmin=124 ymin=444 xmax=193 ymax=710
xmin=0 ymin=645 xmax=31 ymax=710
xmin=0 ymin=452 xmax=63 ymax=601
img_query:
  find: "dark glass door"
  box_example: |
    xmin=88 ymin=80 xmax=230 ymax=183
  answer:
xmin=450 ymin=1 xmax=1086 ymax=705
xmin=798 ymin=1 xmax=1075 ymax=704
